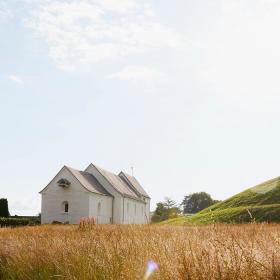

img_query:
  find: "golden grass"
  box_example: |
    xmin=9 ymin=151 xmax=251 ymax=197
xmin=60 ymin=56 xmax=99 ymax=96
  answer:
xmin=1 ymin=224 xmax=280 ymax=279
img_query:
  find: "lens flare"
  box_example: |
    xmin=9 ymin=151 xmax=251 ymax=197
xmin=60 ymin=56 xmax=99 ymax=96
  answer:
xmin=144 ymin=260 xmax=159 ymax=280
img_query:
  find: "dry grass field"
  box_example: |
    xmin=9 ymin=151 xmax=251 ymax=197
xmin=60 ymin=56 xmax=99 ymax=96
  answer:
xmin=1 ymin=224 xmax=280 ymax=279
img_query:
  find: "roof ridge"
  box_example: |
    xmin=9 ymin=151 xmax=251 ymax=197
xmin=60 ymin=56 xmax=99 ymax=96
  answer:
xmin=119 ymin=171 xmax=150 ymax=198
xmin=65 ymin=166 xmax=111 ymax=196
xmin=120 ymin=171 xmax=136 ymax=179
xmin=64 ymin=166 xmax=88 ymax=189
xmin=91 ymin=163 xmax=142 ymax=200
xmin=119 ymin=173 xmax=142 ymax=197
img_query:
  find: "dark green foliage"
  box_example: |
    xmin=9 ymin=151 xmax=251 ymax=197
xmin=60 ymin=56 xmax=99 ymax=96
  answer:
xmin=151 ymin=198 xmax=181 ymax=223
xmin=0 ymin=198 xmax=9 ymax=217
xmin=0 ymin=218 xmax=29 ymax=227
xmin=151 ymin=202 xmax=166 ymax=223
xmin=182 ymin=192 xmax=217 ymax=214
xmin=12 ymin=215 xmax=41 ymax=225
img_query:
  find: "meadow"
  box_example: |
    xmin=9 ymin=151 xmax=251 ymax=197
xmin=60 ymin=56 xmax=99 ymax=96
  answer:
xmin=1 ymin=224 xmax=280 ymax=279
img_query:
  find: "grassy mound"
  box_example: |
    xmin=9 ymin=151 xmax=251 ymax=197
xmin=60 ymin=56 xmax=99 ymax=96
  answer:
xmin=163 ymin=176 xmax=280 ymax=225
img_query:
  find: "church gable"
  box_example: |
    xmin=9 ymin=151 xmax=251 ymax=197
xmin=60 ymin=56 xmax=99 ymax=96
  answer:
xmin=39 ymin=166 xmax=110 ymax=196
xmin=40 ymin=166 xmax=88 ymax=194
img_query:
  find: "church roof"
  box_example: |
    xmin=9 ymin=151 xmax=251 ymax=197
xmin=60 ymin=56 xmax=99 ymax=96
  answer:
xmin=66 ymin=166 xmax=112 ymax=196
xmin=40 ymin=163 xmax=149 ymax=200
xmin=93 ymin=164 xmax=140 ymax=199
xmin=119 ymin=172 xmax=150 ymax=198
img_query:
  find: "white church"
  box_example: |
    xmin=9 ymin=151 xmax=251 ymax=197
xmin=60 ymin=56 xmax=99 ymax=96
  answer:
xmin=40 ymin=163 xmax=150 ymax=224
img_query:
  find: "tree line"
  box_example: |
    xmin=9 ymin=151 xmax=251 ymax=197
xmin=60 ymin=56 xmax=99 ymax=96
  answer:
xmin=151 ymin=192 xmax=220 ymax=223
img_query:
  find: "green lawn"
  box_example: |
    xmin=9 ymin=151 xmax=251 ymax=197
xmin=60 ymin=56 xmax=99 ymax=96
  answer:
xmin=161 ymin=177 xmax=280 ymax=225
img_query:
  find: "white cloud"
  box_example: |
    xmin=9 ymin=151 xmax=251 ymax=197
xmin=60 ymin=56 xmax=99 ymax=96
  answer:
xmin=98 ymin=0 xmax=138 ymax=13
xmin=8 ymin=75 xmax=23 ymax=84
xmin=0 ymin=1 xmax=12 ymax=22
xmin=24 ymin=0 xmax=186 ymax=71
xmin=109 ymin=65 xmax=164 ymax=81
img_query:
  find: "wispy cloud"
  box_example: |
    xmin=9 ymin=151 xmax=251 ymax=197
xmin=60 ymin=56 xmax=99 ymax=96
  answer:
xmin=8 ymin=74 xmax=23 ymax=84
xmin=24 ymin=0 xmax=186 ymax=71
xmin=97 ymin=0 xmax=138 ymax=13
xmin=109 ymin=66 xmax=164 ymax=81
xmin=0 ymin=1 xmax=12 ymax=22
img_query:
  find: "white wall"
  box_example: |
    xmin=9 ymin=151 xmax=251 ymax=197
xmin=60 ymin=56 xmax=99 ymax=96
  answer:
xmin=41 ymin=167 xmax=90 ymax=224
xmin=145 ymin=198 xmax=151 ymax=223
xmin=123 ymin=197 xmax=147 ymax=224
xmin=88 ymin=193 xmax=113 ymax=224
xmin=85 ymin=164 xmax=124 ymax=224
xmin=85 ymin=164 xmax=150 ymax=224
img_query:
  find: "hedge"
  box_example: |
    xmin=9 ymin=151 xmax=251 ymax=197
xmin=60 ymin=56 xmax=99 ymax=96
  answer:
xmin=0 ymin=217 xmax=30 ymax=227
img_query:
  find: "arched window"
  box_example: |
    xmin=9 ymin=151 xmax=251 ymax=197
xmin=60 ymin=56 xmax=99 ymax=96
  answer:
xmin=62 ymin=201 xmax=69 ymax=213
xmin=97 ymin=202 xmax=101 ymax=216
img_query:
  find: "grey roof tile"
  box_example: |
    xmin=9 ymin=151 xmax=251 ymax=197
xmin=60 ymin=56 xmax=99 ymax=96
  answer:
xmin=119 ymin=172 xmax=150 ymax=198
xmin=93 ymin=165 xmax=139 ymax=199
xmin=66 ymin=166 xmax=111 ymax=196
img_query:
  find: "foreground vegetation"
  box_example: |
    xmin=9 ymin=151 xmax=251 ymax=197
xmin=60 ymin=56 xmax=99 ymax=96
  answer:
xmin=1 ymin=224 xmax=280 ymax=279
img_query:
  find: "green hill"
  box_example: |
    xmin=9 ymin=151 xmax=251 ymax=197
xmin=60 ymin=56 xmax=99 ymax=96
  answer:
xmin=161 ymin=176 xmax=280 ymax=225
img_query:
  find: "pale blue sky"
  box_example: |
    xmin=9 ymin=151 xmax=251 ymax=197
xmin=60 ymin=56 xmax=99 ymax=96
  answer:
xmin=1 ymin=0 xmax=280 ymax=215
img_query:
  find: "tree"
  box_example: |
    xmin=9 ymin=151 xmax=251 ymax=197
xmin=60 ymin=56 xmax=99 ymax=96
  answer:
xmin=151 ymin=198 xmax=181 ymax=223
xmin=151 ymin=202 xmax=167 ymax=223
xmin=0 ymin=198 xmax=10 ymax=217
xmin=163 ymin=197 xmax=177 ymax=209
xmin=182 ymin=192 xmax=216 ymax=214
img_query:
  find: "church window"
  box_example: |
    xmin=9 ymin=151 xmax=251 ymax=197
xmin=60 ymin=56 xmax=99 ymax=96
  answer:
xmin=63 ymin=201 xmax=69 ymax=213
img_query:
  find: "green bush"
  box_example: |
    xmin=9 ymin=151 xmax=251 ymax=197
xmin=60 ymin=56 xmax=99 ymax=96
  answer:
xmin=0 ymin=218 xmax=30 ymax=227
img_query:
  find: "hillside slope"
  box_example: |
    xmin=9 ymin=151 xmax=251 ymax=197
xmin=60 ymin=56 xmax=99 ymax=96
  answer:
xmin=162 ymin=177 xmax=280 ymax=225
